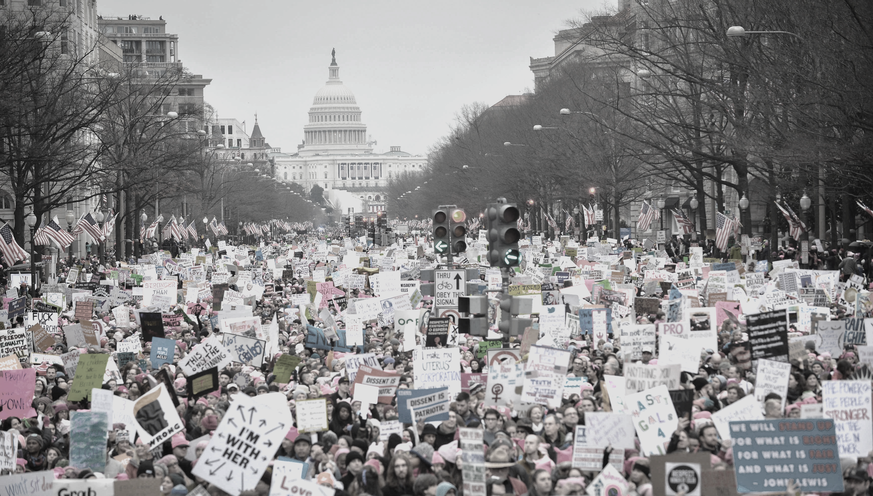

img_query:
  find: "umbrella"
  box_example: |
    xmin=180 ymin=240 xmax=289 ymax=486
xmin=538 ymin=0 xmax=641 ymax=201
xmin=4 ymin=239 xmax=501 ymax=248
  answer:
xmin=848 ymin=240 xmax=872 ymax=249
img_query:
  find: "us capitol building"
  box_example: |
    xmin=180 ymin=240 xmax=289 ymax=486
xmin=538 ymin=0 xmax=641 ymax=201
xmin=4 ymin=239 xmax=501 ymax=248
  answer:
xmin=273 ymin=50 xmax=427 ymax=215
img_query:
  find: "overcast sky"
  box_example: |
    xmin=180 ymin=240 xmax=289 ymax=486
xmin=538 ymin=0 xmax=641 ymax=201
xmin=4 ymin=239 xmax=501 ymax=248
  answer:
xmin=103 ymin=0 xmax=610 ymax=156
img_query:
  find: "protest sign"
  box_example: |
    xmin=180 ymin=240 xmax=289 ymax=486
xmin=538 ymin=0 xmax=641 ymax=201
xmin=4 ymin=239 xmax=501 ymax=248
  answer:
xmin=710 ymin=395 xmax=764 ymax=440
xmin=67 ymin=354 xmax=109 ymax=402
xmin=270 ymin=460 xmax=320 ymax=496
xmin=397 ymin=387 xmax=451 ymax=423
xmin=380 ymin=420 xmax=404 ymax=443
xmin=192 ymin=393 xmax=288 ymax=495
xmin=754 ymin=359 xmax=792 ymax=411
xmin=353 ymin=365 xmax=400 ymax=404
xmin=858 ymin=345 xmax=873 ymax=367
xmin=295 ymin=398 xmax=329 ymax=432
xmin=273 ymin=354 xmax=302 ymax=384
xmin=91 ymin=388 xmax=114 ymax=418
xmin=486 ymin=348 xmax=522 ymax=367
xmin=270 ymin=478 xmax=334 ymax=496
xmin=408 ymin=388 xmax=452 ymax=423
xmin=63 ymin=323 xmax=87 ymax=348
xmin=0 ymin=472 xmax=54 ymax=496
xmin=0 ymin=369 xmax=36 ymax=419
xmin=562 ymin=376 xmax=585 ymax=399
xmin=658 ymin=334 xmax=702 ymax=373
xmin=150 ymin=337 xmax=176 ymax=368
xmin=624 ymin=363 xmax=681 ymax=392
xmin=74 ymin=299 xmax=94 ymax=324
xmin=0 ymin=430 xmax=16 ymax=472
xmin=585 ymin=412 xmax=636 ymax=450
xmin=114 ymin=479 xmax=162 ymax=496
xmin=179 ymin=336 xmax=233 ymax=376
xmin=585 ymin=464 xmax=628 ymax=496
xmin=623 ymin=324 xmax=657 ymax=361
xmin=343 ymin=352 xmax=380 ymax=383
xmin=7 ymin=297 xmax=25 ymax=320
xmin=730 ymin=419 xmax=843 ymax=494
xmin=622 ymin=385 xmax=677 ymax=456
xmin=572 ymin=426 xmax=625 ymax=472
xmin=113 ymin=306 xmax=130 ymax=328
xmin=26 ymin=311 xmax=59 ymax=336
xmin=187 ymin=368 xmax=219 ymax=399
xmin=132 ymin=384 xmax=184 ymax=449
xmin=0 ymin=328 xmax=28 ymax=359
xmin=746 ymin=310 xmax=789 ymax=361
xmin=686 ymin=307 xmax=718 ymax=351
xmin=579 ymin=308 xmax=613 ymax=340
xmin=395 ymin=309 xmax=420 ymax=351
xmin=520 ymin=370 xmax=565 ymax=408
xmin=139 ymin=312 xmax=166 ymax=342
xmin=143 ymin=280 xmax=177 ymax=308
xmin=484 ymin=363 xmax=523 ymax=409
xmin=822 ymin=380 xmax=873 ymax=457
xmin=669 ymin=389 xmax=695 ymax=421
xmin=70 ymin=411 xmax=110 ymax=470
xmin=425 ymin=317 xmax=450 ymax=347
xmin=527 ymin=345 xmax=572 ymax=375
xmin=222 ymin=333 xmax=266 ymax=366
xmin=0 ymin=355 xmax=19 ymax=371
xmin=61 ymin=348 xmax=80 ymax=378
xmin=413 ymin=347 xmax=461 ymax=396
xmin=462 ymin=373 xmax=488 ymax=393
xmin=460 ymin=427 xmax=486 ymax=496
xmin=649 ymin=453 xmax=710 ymax=496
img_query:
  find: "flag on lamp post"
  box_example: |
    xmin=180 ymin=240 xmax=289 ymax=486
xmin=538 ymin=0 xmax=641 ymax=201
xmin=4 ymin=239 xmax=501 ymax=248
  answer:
xmin=0 ymin=223 xmax=28 ymax=264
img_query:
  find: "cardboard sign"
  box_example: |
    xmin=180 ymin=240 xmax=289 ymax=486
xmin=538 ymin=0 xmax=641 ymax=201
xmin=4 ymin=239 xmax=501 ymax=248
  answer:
xmin=649 ymin=453 xmax=711 ymax=496
xmin=0 ymin=355 xmax=20 ymax=371
xmin=746 ymin=310 xmax=789 ymax=361
xmin=0 ymin=369 xmax=37 ymax=419
xmin=397 ymin=387 xmax=451 ymax=423
xmin=270 ymin=478 xmax=334 ymax=496
xmin=405 ymin=387 xmax=452 ymax=423
xmin=710 ymin=395 xmax=765 ymax=440
xmin=822 ymin=380 xmax=873 ymax=457
xmin=730 ymin=419 xmax=843 ymax=494
xmin=585 ymin=412 xmax=636 ymax=450
xmin=150 ymin=337 xmax=176 ymax=368
xmin=75 ymin=300 xmax=94 ymax=323
xmin=484 ymin=363 xmax=523 ymax=409
xmin=192 ymin=393 xmax=288 ymax=495
xmin=0 ymin=430 xmax=17 ymax=472
xmin=296 ymin=398 xmax=329 ymax=432
xmin=413 ymin=347 xmax=461 ymax=396
xmin=622 ymin=385 xmax=678 ymax=456
xmin=0 ymin=328 xmax=28 ymax=358
xmin=343 ymin=353 xmax=380 ymax=383
xmin=132 ymin=384 xmax=184 ymax=449
xmin=425 ymin=317 xmax=450 ymax=347
xmin=28 ymin=324 xmax=55 ymax=352
xmin=139 ymin=312 xmax=166 ymax=342
xmin=624 ymin=363 xmax=681 ymax=392
xmin=70 ymin=411 xmax=110 ymax=470
xmin=221 ymin=333 xmax=266 ymax=366
xmin=178 ymin=336 xmax=233 ymax=376
xmin=754 ymin=359 xmax=791 ymax=411
xmin=188 ymin=367 xmax=220 ymax=399
xmin=7 ymin=297 xmax=26 ymax=320
xmin=352 ymin=365 xmax=400 ymax=404
xmin=66 ymin=354 xmax=110 ymax=402
xmin=273 ymin=354 xmax=302 ymax=384
xmin=585 ymin=464 xmax=628 ymax=496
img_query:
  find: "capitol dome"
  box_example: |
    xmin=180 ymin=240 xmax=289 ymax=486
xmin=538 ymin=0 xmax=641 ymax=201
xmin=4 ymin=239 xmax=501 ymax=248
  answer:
xmin=300 ymin=50 xmax=371 ymax=156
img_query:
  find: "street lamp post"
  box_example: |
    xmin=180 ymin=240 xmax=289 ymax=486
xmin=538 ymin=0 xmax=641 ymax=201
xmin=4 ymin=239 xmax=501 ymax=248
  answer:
xmin=800 ymin=191 xmax=812 ymax=267
xmin=140 ymin=211 xmax=148 ymax=256
xmin=66 ymin=209 xmax=76 ymax=264
xmin=95 ymin=209 xmax=105 ymax=266
xmin=657 ymin=198 xmax=666 ymax=231
xmin=25 ymin=211 xmax=37 ymax=296
xmin=689 ymin=194 xmax=700 ymax=241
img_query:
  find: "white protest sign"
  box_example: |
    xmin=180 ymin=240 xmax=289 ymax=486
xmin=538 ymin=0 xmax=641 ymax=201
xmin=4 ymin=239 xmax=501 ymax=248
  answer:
xmin=602 ymin=374 xmax=627 ymax=411
xmin=132 ymin=384 xmax=184 ymax=450
xmin=710 ymin=395 xmax=764 ymax=440
xmin=343 ymin=353 xmax=381 ymax=384
xmin=585 ymin=464 xmax=628 ymax=496
xmin=484 ymin=363 xmax=523 ymax=409
xmin=622 ymin=385 xmax=677 ymax=456
xmin=584 ymin=412 xmax=636 ymax=450
xmin=91 ymin=388 xmax=115 ymax=418
xmin=527 ymin=345 xmax=572 ymax=375
xmin=754 ymin=359 xmax=792 ymax=412
xmin=822 ymin=380 xmax=873 ymax=457
xmin=658 ymin=334 xmax=701 ymax=373
xmin=395 ymin=310 xmax=420 ymax=351
xmin=857 ymin=345 xmax=873 ymax=367
xmin=270 ymin=478 xmax=334 ymax=496
xmin=269 ymin=460 xmax=313 ymax=496
xmin=142 ymin=280 xmax=177 ymax=308
xmin=193 ymin=393 xmax=289 ymax=495
xmin=0 ymin=430 xmax=16 ymax=472
xmin=521 ymin=371 xmax=565 ymax=409
xmin=296 ymin=398 xmax=329 ymax=433
xmin=623 ymin=363 xmax=681 ymax=392
xmin=413 ymin=347 xmax=461 ymax=396
xmin=179 ymin=336 xmax=233 ymax=376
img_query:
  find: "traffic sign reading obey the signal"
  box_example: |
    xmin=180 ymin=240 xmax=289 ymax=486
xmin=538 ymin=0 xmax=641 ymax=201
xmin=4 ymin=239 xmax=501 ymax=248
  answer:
xmin=434 ymin=270 xmax=466 ymax=308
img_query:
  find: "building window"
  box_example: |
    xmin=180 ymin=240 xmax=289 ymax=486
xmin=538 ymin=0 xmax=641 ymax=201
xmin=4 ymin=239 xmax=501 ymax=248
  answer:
xmin=237 ymin=139 xmax=242 ymax=148
xmin=284 ymin=172 xmax=287 ymax=180
xmin=28 ymin=0 xmax=41 ymax=5
xmin=179 ymin=103 xmax=197 ymax=115
xmin=0 ymin=195 xmax=12 ymax=209
xmin=228 ymin=139 xmax=233 ymax=148
xmin=227 ymin=125 xmax=233 ymax=134
xmin=220 ymin=125 xmax=226 ymax=135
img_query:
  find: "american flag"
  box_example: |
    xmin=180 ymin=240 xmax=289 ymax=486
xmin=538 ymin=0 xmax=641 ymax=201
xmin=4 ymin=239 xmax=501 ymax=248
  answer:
xmin=74 ymin=213 xmax=105 ymax=242
xmin=102 ymin=210 xmax=117 ymax=239
xmin=672 ymin=208 xmax=695 ymax=234
xmin=209 ymin=217 xmax=220 ymax=236
xmin=34 ymin=216 xmax=75 ymax=249
xmin=583 ymin=204 xmax=596 ymax=226
xmin=565 ymin=212 xmax=574 ymax=231
xmin=0 ymin=223 xmax=28 ymax=265
xmin=775 ymin=201 xmax=803 ymax=241
xmin=637 ymin=201 xmax=656 ymax=232
xmin=715 ymin=212 xmax=736 ymax=252
xmin=219 ymin=222 xmax=228 ymax=235
xmin=177 ymin=218 xmax=189 ymax=240
xmin=144 ymin=215 xmax=163 ymax=240
xmin=187 ymin=220 xmax=198 ymax=238
xmin=858 ymin=200 xmax=873 ymax=220
xmin=516 ymin=217 xmax=524 ymax=231
xmin=467 ymin=217 xmax=480 ymax=233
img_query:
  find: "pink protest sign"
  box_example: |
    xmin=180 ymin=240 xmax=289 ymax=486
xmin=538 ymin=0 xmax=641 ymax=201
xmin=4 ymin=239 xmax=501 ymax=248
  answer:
xmin=0 ymin=369 xmax=36 ymax=419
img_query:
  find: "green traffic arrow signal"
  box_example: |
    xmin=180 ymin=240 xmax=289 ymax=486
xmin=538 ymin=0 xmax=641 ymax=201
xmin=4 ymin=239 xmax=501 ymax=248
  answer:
xmin=503 ymin=248 xmax=520 ymax=266
xmin=435 ymin=240 xmax=448 ymax=254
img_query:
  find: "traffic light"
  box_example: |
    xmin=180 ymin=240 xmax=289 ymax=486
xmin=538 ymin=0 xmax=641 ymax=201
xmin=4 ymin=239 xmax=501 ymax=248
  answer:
xmin=497 ymin=294 xmax=533 ymax=336
xmin=458 ymin=295 xmax=489 ymax=337
xmin=368 ymin=218 xmax=376 ymax=243
xmin=355 ymin=215 xmax=364 ymax=233
xmin=485 ymin=202 xmax=521 ymax=268
xmin=432 ymin=208 xmax=449 ymax=255
xmin=450 ymin=208 xmax=467 ymax=253
xmin=377 ymin=211 xmax=387 ymax=229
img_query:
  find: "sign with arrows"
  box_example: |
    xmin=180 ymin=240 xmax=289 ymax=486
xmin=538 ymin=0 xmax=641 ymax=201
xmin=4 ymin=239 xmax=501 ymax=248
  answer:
xmin=192 ymin=392 xmax=290 ymax=495
xmin=434 ymin=270 xmax=465 ymax=308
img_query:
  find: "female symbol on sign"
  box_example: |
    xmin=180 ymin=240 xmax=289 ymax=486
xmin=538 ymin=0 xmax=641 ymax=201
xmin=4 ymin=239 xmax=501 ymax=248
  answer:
xmin=491 ymin=384 xmax=504 ymax=403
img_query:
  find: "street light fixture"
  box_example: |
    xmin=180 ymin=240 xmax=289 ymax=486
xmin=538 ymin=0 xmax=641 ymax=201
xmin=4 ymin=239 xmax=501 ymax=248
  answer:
xmin=689 ymin=195 xmax=699 ymax=210
xmin=726 ymin=26 xmax=803 ymax=40
xmin=739 ymin=193 xmax=750 ymax=211
xmin=503 ymin=141 xmax=527 ymax=147
xmin=533 ymin=125 xmax=558 ymax=131
xmin=657 ymin=198 xmax=666 ymax=230
xmin=66 ymin=210 xmax=76 ymax=264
